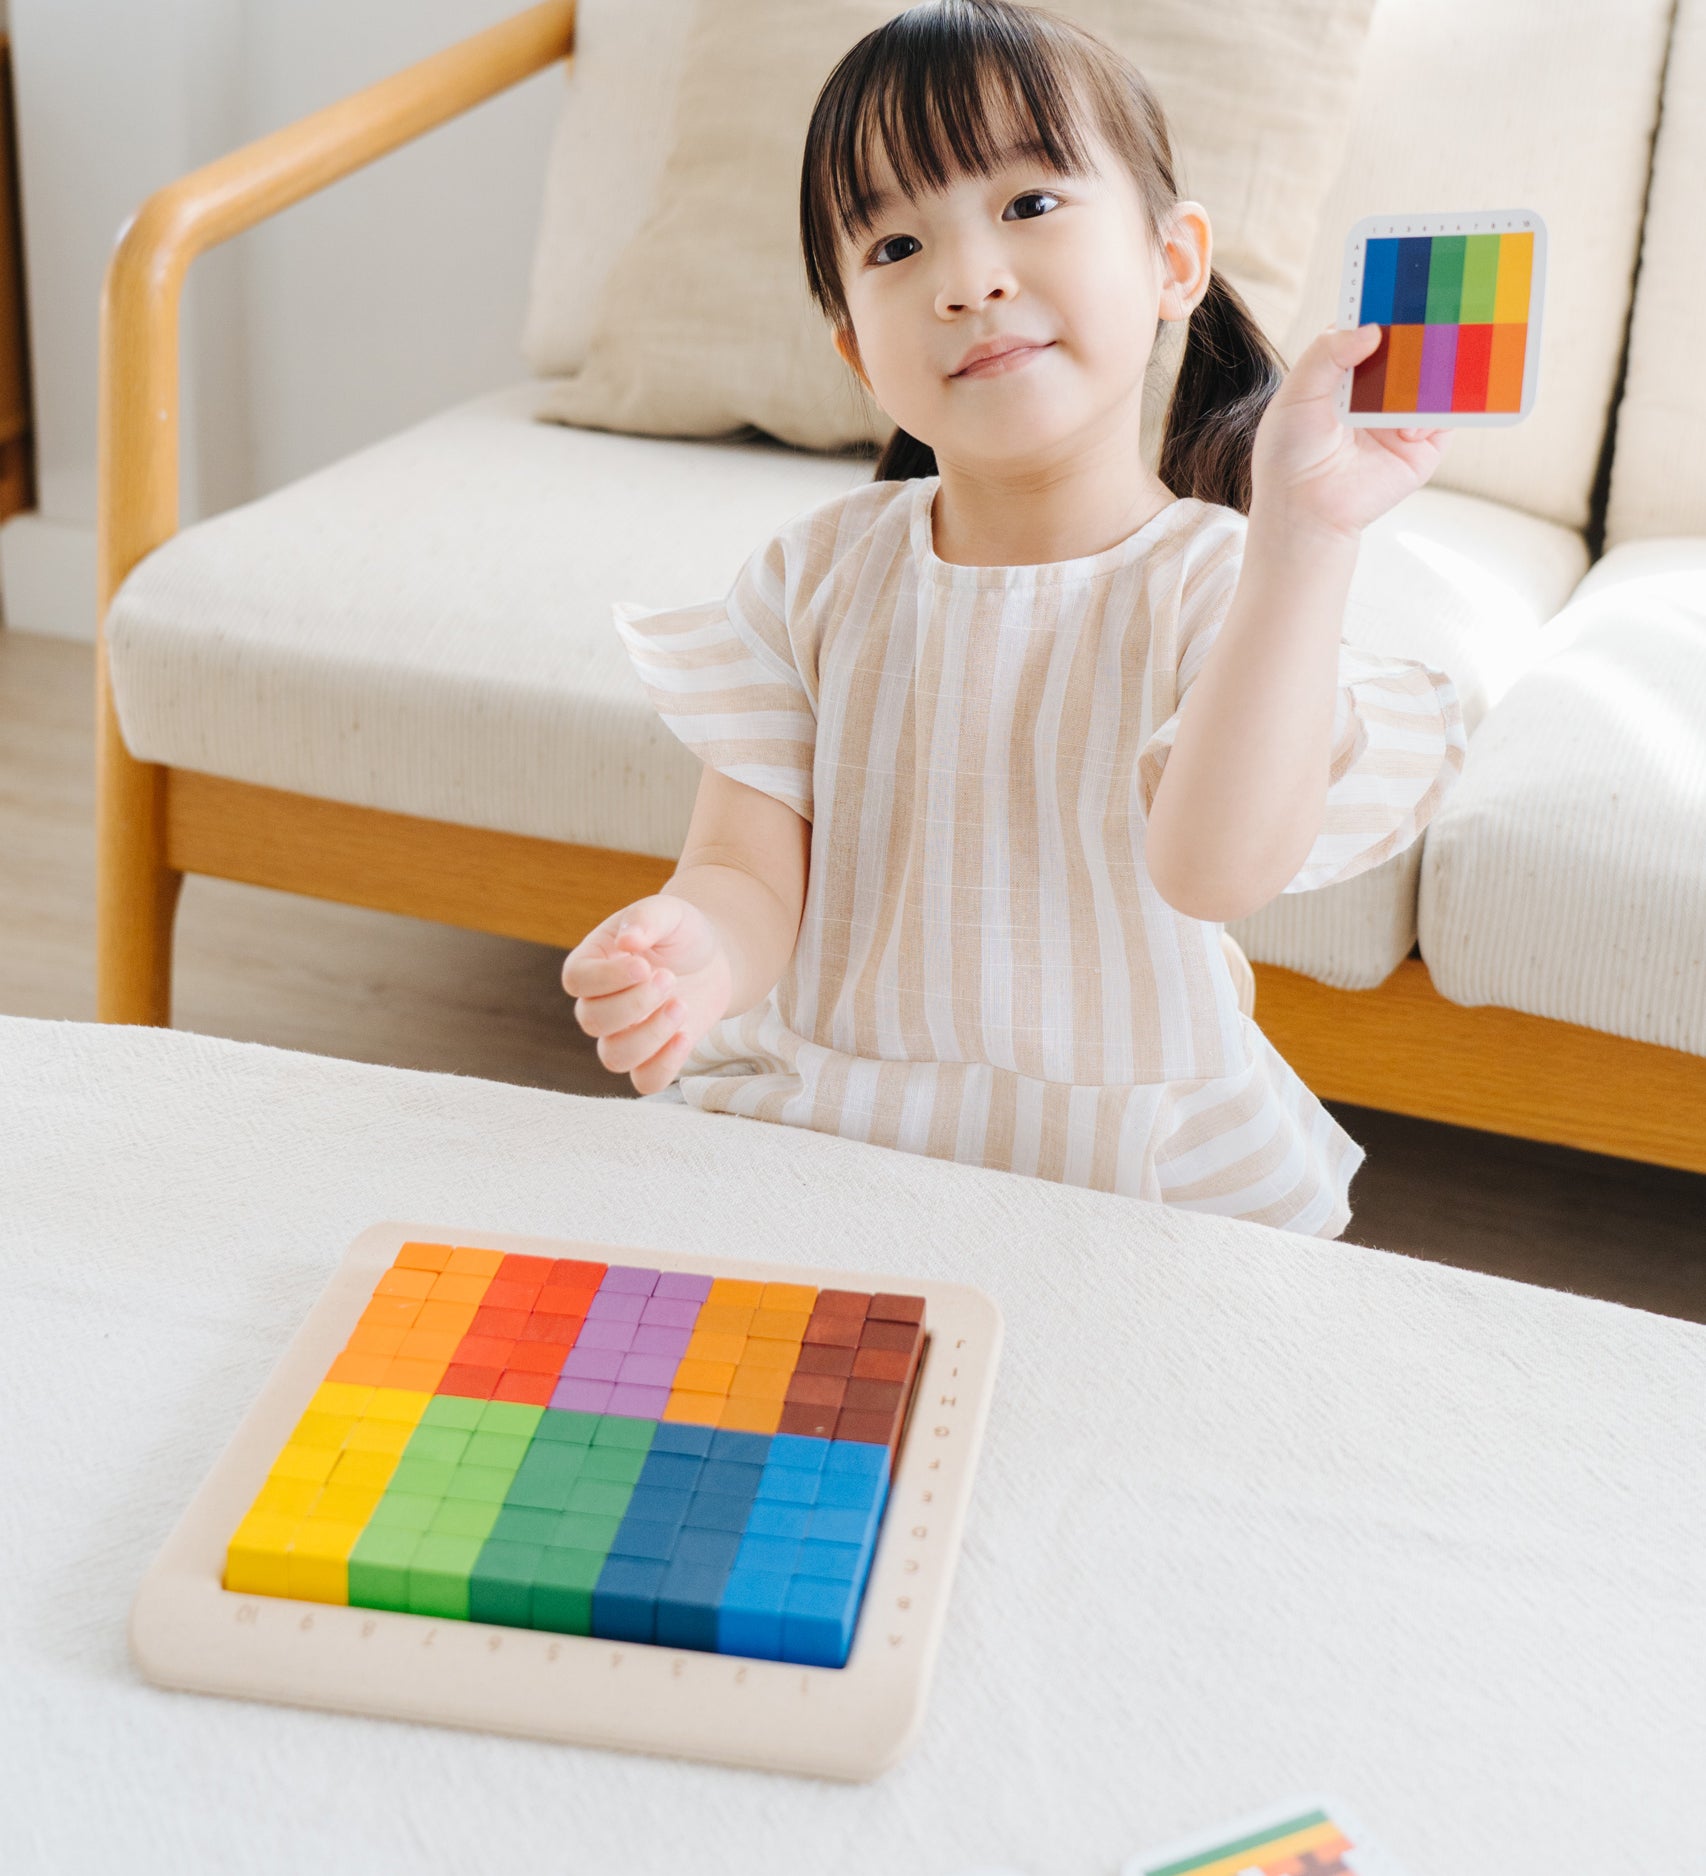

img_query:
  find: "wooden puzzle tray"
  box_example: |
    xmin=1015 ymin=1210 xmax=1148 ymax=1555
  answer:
xmin=129 ymin=1220 xmax=1003 ymax=1781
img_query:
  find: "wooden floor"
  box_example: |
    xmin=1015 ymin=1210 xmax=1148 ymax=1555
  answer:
xmin=6 ymin=627 xmax=1703 ymax=1323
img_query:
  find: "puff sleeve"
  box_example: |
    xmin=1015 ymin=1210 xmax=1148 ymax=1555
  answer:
xmin=1136 ymin=522 xmax=1469 ymax=895
xmin=612 ymin=527 xmax=817 ymax=823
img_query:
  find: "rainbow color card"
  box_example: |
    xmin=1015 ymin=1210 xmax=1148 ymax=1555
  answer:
xmin=1122 ymin=1793 xmax=1414 ymax=1876
xmin=129 ymin=1221 xmax=1002 ymax=1779
xmin=1336 ymin=209 xmax=1546 ymax=427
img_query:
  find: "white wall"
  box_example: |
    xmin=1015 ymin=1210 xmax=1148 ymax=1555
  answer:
xmin=1 ymin=0 xmax=564 ymax=638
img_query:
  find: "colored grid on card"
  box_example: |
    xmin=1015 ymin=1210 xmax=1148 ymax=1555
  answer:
xmin=1350 ymin=231 xmax=1532 ymax=415
xmin=223 ymin=1242 xmax=927 ymax=1668
xmin=1143 ymin=1808 xmax=1356 ymax=1876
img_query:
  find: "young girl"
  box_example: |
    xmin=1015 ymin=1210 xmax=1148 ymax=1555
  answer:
xmin=561 ymin=0 xmax=1465 ymax=1241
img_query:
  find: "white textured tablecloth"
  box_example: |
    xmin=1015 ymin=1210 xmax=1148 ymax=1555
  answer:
xmin=2 ymin=1013 xmax=1700 ymax=1874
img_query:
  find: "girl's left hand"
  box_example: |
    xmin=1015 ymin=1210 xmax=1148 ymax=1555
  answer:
xmin=1249 ymin=323 xmax=1450 ymax=541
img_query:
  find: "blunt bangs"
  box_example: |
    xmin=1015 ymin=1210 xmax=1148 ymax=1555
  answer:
xmin=803 ymin=3 xmax=1103 ymax=298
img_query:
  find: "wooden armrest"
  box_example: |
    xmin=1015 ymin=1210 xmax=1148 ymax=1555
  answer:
xmin=96 ymin=0 xmax=575 ymax=614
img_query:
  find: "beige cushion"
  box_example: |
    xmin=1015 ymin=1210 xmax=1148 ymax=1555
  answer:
xmin=1228 ymin=485 xmax=1587 ymax=988
xmin=104 ymin=385 xmax=873 ymax=855
xmin=1604 ymin=0 xmax=1706 ymax=548
xmin=1276 ymin=0 xmax=1673 ymax=536
xmin=530 ymin=0 xmax=1377 ymax=453
xmin=1417 ymin=539 xmax=1706 ymax=1056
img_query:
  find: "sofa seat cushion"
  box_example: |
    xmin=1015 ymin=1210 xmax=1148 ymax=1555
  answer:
xmin=107 ymin=382 xmax=1582 ymax=998
xmin=104 ymin=382 xmax=874 ymax=856
xmin=1416 ymin=539 xmax=1706 ymax=1055
xmin=1229 ymin=487 xmax=1588 ymax=990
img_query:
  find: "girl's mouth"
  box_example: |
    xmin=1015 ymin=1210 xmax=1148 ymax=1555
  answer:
xmin=953 ymin=341 xmax=1056 ymax=380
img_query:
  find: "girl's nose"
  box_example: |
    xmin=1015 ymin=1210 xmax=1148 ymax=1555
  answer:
xmin=938 ymin=279 xmax=1014 ymax=318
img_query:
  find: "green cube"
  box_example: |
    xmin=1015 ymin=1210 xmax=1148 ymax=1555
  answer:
xmin=478 ymin=1401 xmax=545 ymax=1439
xmin=593 ymin=1415 xmax=656 ymax=1452
xmin=389 ymin=1456 xmax=456 ymax=1499
xmin=581 ymin=1445 xmax=646 ymax=1485
xmin=531 ymin=1547 xmax=604 ymax=1634
xmin=407 ymin=1532 xmax=484 ymax=1618
xmin=404 ymin=1424 xmax=471 ymax=1465
xmin=552 ymin=1509 xmax=621 ymax=1553
xmin=420 ymin=1395 xmax=486 ymax=1431
xmin=566 ymin=1476 xmax=634 ymax=1518
xmin=443 ymin=1464 xmax=514 ymax=1505
xmin=533 ymin=1408 xmax=600 ymax=1446
xmin=348 ymin=1524 xmax=420 ymax=1611
xmin=468 ymin=1538 xmax=545 ymax=1627
xmin=367 ymin=1491 xmax=440 ymax=1533
xmin=428 ymin=1496 xmax=503 ymax=1540
xmin=462 ymin=1431 xmax=530 ymax=1473
xmin=489 ymin=1504 xmax=563 ymax=1546
xmin=509 ymin=1446 xmax=586 ymax=1509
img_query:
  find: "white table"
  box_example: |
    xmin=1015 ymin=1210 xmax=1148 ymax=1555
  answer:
xmin=3 ymin=1013 xmax=1700 ymax=1874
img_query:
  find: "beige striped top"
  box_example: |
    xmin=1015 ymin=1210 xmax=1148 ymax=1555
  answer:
xmin=613 ymin=474 xmax=1466 ymax=1238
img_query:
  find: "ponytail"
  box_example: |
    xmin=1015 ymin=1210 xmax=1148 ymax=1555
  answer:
xmin=872 ymin=422 xmax=936 ymax=484
xmin=872 ymin=273 xmax=1285 ymax=509
xmin=1158 ymin=270 xmax=1286 ymax=515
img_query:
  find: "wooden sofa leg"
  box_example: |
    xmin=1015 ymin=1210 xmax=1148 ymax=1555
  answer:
xmin=95 ymin=639 xmax=182 ymax=1026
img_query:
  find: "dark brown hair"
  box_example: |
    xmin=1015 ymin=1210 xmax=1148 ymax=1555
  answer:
xmin=798 ymin=0 xmax=1284 ymax=513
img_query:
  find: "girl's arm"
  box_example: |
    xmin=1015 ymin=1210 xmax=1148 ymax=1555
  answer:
xmin=1145 ymin=322 xmax=1450 ymax=923
xmin=1144 ymin=508 xmax=1359 ymax=921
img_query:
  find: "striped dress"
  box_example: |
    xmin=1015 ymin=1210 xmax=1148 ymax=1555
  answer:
xmin=613 ymin=474 xmax=1466 ymax=1240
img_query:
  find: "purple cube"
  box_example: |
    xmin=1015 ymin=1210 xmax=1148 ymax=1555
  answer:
xmin=602 ymin=1265 xmax=660 ymax=1295
xmin=587 ymin=1289 xmax=648 ymax=1323
xmin=617 ymin=1352 xmax=681 ymax=1388
xmin=640 ymin=1296 xmax=700 ymax=1329
xmin=655 ymin=1271 xmax=714 ymax=1303
xmin=631 ymin=1324 xmax=693 ymax=1358
xmin=562 ymin=1345 xmax=624 ymax=1381
xmin=551 ymin=1378 xmax=613 ymax=1414
xmin=576 ymin=1317 xmax=635 ymax=1352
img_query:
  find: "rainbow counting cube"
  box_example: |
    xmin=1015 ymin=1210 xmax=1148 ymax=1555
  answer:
xmin=1336 ymin=209 xmax=1546 ymax=427
xmin=222 ymin=1241 xmax=927 ymax=1669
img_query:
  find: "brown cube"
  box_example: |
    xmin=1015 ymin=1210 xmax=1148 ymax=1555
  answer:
xmin=867 ymin=1293 xmax=925 ymax=1324
xmin=858 ymin=1318 xmax=918 ymax=1354
xmin=784 ymin=1370 xmax=846 ymax=1408
xmin=794 ymin=1341 xmax=855 ymax=1377
xmin=802 ymin=1313 xmax=863 ymax=1349
xmin=815 ymin=1289 xmax=871 ymax=1317
xmin=778 ymin=1401 xmax=838 ymax=1439
xmin=834 ymin=1407 xmax=900 ymax=1447
xmin=850 ymin=1345 xmax=910 ymax=1382
xmin=842 ymin=1377 xmax=903 ymax=1413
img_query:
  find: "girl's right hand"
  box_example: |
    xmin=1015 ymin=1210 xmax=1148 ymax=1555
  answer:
xmin=561 ymin=893 xmax=733 ymax=1095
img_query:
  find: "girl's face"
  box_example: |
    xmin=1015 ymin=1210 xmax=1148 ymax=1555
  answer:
xmin=833 ymin=120 xmax=1211 ymax=472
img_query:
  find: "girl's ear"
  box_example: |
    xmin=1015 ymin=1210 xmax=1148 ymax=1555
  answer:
xmin=834 ymin=325 xmax=872 ymax=389
xmin=1157 ymin=200 xmax=1213 ymax=321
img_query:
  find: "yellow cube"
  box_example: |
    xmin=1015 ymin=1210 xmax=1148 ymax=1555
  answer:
xmin=761 ymin=1283 xmax=818 ymax=1312
xmin=674 ymin=1357 xmax=736 ymax=1395
xmin=290 ymin=1410 xmax=356 ymax=1450
xmin=309 ymin=1382 xmax=374 ymax=1419
xmin=728 ymin=1363 xmax=790 ymax=1403
xmin=287 ymin=1519 xmax=365 ymax=1604
xmin=707 ymin=1278 xmax=766 ymax=1308
xmin=252 ymin=1475 xmax=320 ymax=1518
xmin=271 ymin=1444 xmax=339 ymax=1485
xmin=740 ymin=1337 xmax=798 ymax=1372
xmin=225 ymin=1511 xmax=299 ymax=1596
xmin=330 ymin=1447 xmax=398 ymax=1489
xmin=363 ymin=1387 xmax=432 ymax=1426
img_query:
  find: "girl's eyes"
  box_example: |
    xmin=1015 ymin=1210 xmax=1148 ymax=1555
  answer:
xmin=867 ymin=191 xmax=1062 ymax=267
